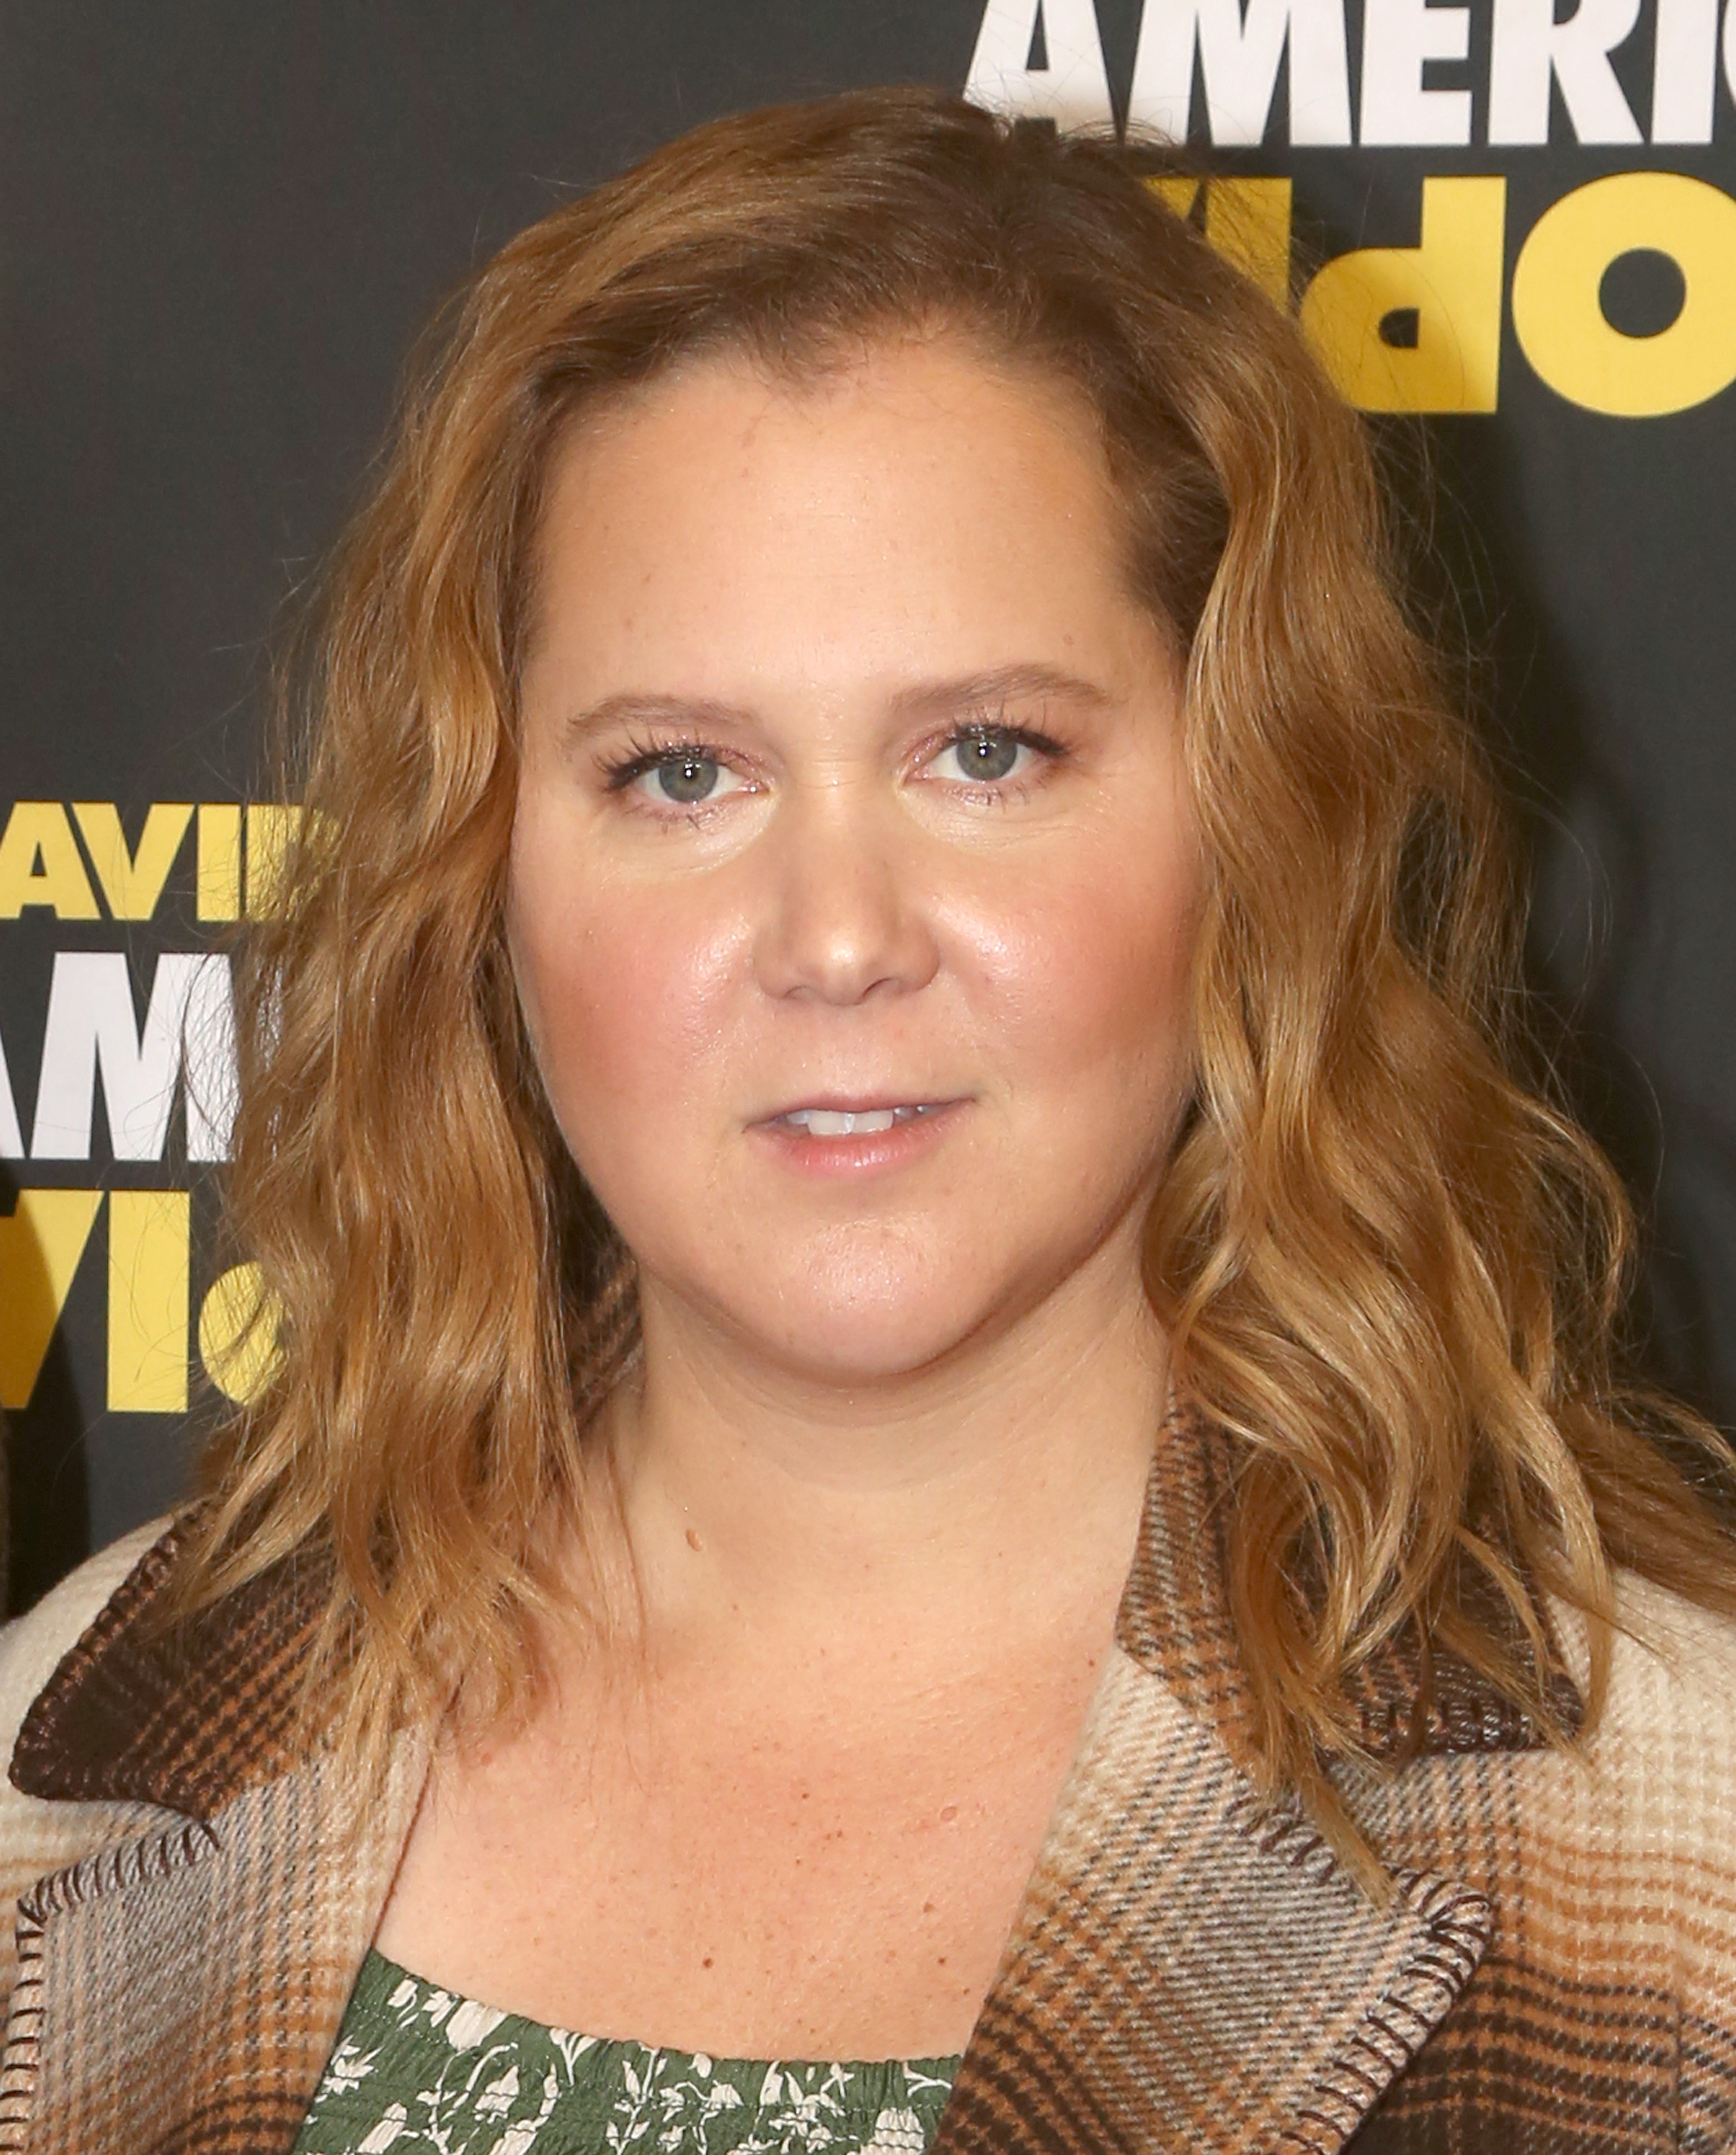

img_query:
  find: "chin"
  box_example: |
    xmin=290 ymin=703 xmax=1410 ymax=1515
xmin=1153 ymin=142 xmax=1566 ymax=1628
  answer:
xmin=743 ymin=1326 xmax=988 ymax=1392
xmin=701 ymin=1249 xmax=1033 ymax=1389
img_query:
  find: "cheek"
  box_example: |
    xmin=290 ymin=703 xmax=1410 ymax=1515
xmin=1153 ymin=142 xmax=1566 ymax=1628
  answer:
xmin=508 ymin=849 xmax=748 ymax=1133
xmin=960 ymin=844 xmax=1203 ymax=1103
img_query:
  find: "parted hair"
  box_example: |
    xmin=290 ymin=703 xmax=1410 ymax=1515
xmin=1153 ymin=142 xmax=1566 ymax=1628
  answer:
xmin=184 ymin=84 xmax=1734 ymax=1853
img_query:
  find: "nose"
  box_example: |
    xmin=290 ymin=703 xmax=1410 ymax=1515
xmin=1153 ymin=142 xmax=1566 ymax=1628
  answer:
xmin=751 ymin=781 xmax=939 ymax=1006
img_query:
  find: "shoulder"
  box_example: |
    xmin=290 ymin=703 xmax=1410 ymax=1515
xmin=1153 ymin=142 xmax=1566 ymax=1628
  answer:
xmin=1357 ymin=1570 xmax=1736 ymax=1946
xmin=0 ymin=1519 xmax=176 ymax=1772
xmin=1505 ymin=1574 xmax=1736 ymax=2000
xmin=0 ymin=1521 xmax=181 ymax=2002
xmin=1592 ymin=1566 xmax=1736 ymax=1795
xmin=0 ymin=1521 xmax=179 ymax=1861
xmin=1342 ymin=1578 xmax=1736 ymax=2146
xmin=1490 ymin=1570 xmax=1736 ymax=1886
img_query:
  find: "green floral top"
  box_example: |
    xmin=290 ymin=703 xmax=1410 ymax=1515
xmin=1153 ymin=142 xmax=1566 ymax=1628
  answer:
xmin=294 ymin=1949 xmax=962 ymax=2155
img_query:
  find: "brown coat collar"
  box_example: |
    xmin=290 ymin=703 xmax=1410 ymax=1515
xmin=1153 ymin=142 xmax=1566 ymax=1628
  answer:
xmin=1116 ymin=1418 xmax=1582 ymax=1768
xmin=10 ymin=1413 xmax=1577 ymax=1820
xmin=9 ymin=1518 xmax=330 ymax=1815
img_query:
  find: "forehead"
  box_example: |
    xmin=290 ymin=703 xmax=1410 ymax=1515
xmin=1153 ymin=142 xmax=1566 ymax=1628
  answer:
xmin=552 ymin=328 xmax=1113 ymax=490
xmin=522 ymin=335 xmax=1148 ymax=693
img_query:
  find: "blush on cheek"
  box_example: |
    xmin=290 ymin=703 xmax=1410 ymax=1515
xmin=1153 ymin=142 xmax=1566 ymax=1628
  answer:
xmin=510 ymin=874 xmax=748 ymax=1155
xmin=985 ymin=852 xmax=1201 ymax=1090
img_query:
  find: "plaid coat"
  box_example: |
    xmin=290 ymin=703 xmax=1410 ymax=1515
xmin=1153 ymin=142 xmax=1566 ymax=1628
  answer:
xmin=0 ymin=1425 xmax=1732 ymax=2153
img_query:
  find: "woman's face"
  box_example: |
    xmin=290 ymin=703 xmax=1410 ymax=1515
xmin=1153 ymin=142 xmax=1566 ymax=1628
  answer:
xmin=510 ymin=336 xmax=1205 ymax=1385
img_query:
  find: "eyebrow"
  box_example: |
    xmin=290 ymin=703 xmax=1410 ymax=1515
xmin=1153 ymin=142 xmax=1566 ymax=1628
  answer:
xmin=558 ymin=663 xmax=1116 ymax=749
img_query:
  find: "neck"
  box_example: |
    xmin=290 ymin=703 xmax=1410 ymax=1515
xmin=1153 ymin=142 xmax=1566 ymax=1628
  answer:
xmin=601 ymin=1243 xmax=1169 ymax=1670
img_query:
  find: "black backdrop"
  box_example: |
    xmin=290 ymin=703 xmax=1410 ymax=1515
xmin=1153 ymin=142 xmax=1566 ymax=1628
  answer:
xmin=2 ymin=1 xmax=1733 ymax=1613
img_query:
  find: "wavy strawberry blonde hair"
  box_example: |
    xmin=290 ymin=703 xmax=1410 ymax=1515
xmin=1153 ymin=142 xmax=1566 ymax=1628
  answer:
xmin=185 ymin=86 xmax=1734 ymax=1841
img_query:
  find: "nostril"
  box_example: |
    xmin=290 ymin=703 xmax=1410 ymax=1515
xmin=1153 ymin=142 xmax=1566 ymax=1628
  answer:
xmin=753 ymin=861 xmax=939 ymax=1006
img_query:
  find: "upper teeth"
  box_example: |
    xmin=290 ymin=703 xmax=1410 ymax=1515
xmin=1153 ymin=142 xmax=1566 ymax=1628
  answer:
xmin=783 ymin=1107 xmax=923 ymax=1135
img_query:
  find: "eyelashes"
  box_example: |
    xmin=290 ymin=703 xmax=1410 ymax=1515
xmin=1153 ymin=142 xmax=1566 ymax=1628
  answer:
xmin=932 ymin=721 xmax=1065 ymax=787
xmin=603 ymin=739 xmax=737 ymax=798
xmin=598 ymin=715 xmax=1069 ymax=810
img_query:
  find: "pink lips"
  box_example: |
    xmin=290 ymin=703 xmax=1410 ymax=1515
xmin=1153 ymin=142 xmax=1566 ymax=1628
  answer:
xmin=750 ymin=1097 xmax=966 ymax=1176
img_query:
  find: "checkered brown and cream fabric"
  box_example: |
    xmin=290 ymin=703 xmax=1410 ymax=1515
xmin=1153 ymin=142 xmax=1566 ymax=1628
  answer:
xmin=0 ymin=1422 xmax=1731 ymax=2154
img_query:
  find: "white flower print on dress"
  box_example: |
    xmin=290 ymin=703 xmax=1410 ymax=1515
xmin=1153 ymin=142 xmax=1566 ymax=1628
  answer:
xmin=293 ymin=1953 xmax=960 ymax=2155
xmin=446 ymin=2000 xmax=508 ymax=2050
xmin=860 ymin=2110 xmax=927 ymax=2155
